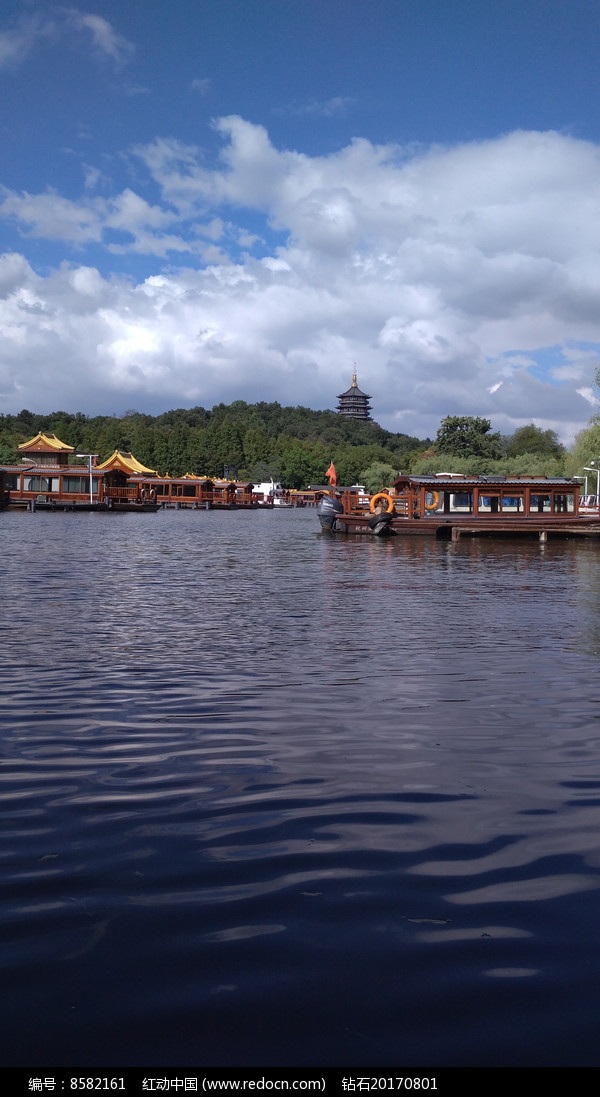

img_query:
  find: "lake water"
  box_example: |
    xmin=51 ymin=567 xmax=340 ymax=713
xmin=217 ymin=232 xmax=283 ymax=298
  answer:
xmin=2 ymin=507 xmax=600 ymax=1069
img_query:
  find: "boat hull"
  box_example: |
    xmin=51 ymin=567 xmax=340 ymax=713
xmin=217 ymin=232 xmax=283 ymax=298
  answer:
xmin=333 ymin=513 xmax=600 ymax=539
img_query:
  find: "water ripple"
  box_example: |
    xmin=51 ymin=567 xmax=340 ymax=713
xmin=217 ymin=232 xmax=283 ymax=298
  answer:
xmin=3 ymin=511 xmax=600 ymax=1066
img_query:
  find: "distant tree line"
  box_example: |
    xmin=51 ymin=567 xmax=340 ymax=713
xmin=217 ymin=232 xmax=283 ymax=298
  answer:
xmin=2 ymin=405 xmax=596 ymax=490
xmin=0 ymin=403 xmax=430 ymax=489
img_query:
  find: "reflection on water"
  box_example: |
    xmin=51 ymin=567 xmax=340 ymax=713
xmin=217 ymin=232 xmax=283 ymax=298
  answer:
xmin=2 ymin=509 xmax=600 ymax=1066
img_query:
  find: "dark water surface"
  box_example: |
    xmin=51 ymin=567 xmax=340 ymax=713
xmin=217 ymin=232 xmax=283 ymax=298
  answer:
xmin=3 ymin=508 xmax=600 ymax=1068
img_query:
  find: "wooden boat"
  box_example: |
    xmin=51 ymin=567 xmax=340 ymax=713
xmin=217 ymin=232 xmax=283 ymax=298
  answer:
xmin=1 ymin=434 xmax=262 ymax=511
xmin=0 ymin=436 xmax=159 ymax=511
xmin=324 ymin=474 xmax=600 ymax=541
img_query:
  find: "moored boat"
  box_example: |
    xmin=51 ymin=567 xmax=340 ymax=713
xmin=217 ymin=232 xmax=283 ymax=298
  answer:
xmin=253 ymin=479 xmax=294 ymax=507
xmin=322 ymin=474 xmax=600 ymax=540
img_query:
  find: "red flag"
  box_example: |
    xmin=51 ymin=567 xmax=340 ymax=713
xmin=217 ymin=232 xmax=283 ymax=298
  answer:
xmin=326 ymin=461 xmax=337 ymax=487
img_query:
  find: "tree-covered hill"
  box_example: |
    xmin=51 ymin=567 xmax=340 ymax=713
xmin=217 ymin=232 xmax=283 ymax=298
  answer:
xmin=0 ymin=403 xmax=431 ymax=488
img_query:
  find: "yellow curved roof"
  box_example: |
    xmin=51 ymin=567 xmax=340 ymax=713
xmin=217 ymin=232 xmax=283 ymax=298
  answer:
xmin=18 ymin=431 xmax=74 ymax=453
xmin=96 ymin=450 xmax=158 ymax=475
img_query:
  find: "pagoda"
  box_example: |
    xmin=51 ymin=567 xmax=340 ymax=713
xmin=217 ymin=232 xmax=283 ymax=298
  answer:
xmin=337 ymin=371 xmax=372 ymax=421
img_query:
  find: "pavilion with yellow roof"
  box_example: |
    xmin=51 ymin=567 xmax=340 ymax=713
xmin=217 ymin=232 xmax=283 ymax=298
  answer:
xmin=95 ymin=450 xmax=158 ymax=476
xmin=18 ymin=432 xmax=75 ymax=466
xmin=1 ymin=433 xmax=163 ymax=509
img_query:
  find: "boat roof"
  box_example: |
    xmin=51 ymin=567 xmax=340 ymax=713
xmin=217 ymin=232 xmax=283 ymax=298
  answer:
xmin=307 ymin=483 xmax=365 ymax=492
xmin=0 ymin=462 xmax=104 ymax=474
xmin=393 ymin=474 xmax=578 ymax=488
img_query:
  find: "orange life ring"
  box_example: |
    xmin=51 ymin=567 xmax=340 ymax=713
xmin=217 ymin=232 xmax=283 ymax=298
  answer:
xmin=424 ymin=491 xmax=439 ymax=511
xmin=370 ymin=492 xmax=395 ymax=514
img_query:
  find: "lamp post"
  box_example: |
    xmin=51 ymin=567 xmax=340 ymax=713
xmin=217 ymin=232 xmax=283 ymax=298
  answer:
xmin=76 ymin=454 xmax=99 ymax=505
xmin=583 ymin=461 xmax=600 ymax=499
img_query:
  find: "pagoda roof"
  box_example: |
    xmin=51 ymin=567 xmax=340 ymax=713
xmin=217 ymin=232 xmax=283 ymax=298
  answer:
xmin=95 ymin=450 xmax=158 ymax=475
xmin=18 ymin=431 xmax=75 ymax=454
xmin=337 ymin=370 xmax=371 ymax=399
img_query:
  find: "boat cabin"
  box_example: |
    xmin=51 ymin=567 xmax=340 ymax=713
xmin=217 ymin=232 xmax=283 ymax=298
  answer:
xmin=390 ymin=475 xmax=581 ymax=519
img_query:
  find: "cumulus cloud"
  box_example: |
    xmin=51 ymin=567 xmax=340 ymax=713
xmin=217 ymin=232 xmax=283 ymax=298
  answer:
xmin=2 ymin=119 xmax=600 ymax=440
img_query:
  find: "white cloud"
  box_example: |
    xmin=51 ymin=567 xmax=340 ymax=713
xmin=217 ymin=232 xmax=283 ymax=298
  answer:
xmin=0 ymin=14 xmax=56 ymax=70
xmin=576 ymin=387 xmax=600 ymax=408
xmin=3 ymin=120 xmax=600 ymax=440
xmin=0 ymin=9 xmax=134 ymax=71
xmin=279 ymin=96 xmax=357 ymax=118
xmin=190 ymin=77 xmax=211 ymax=95
xmin=0 ymin=187 xmax=105 ymax=243
xmin=66 ymin=12 xmax=135 ymax=67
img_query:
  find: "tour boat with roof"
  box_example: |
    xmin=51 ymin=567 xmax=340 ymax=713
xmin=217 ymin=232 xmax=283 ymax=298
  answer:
xmin=318 ymin=473 xmax=600 ymax=540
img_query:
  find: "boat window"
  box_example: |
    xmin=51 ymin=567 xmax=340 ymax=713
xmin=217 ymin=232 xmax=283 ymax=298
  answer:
xmin=23 ymin=475 xmax=52 ymax=492
xmin=62 ymin=476 xmax=84 ymax=493
xmin=554 ymin=493 xmax=575 ymax=513
xmin=478 ymin=493 xmax=500 ymax=514
xmin=61 ymin=475 xmax=99 ymax=494
xmin=501 ymin=492 xmax=524 ymax=513
xmin=182 ymin=484 xmax=197 ymax=498
xmin=531 ymin=494 xmax=551 ymax=513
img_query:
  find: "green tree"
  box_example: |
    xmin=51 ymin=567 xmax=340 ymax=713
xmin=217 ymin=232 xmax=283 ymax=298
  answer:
xmin=243 ymin=427 xmax=271 ymax=467
xmin=505 ymin=424 xmax=564 ymax=458
xmin=213 ymin=415 xmax=245 ymax=473
xmin=359 ymin=461 xmax=398 ymax=494
xmin=566 ymin=419 xmax=600 ymax=479
xmin=279 ymin=441 xmax=314 ymax=489
xmin=435 ymin=416 xmax=503 ymax=459
xmin=249 ymin=459 xmax=282 ymax=483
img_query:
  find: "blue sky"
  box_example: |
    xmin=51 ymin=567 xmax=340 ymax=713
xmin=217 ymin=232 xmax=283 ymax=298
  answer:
xmin=2 ymin=0 xmax=600 ymax=441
